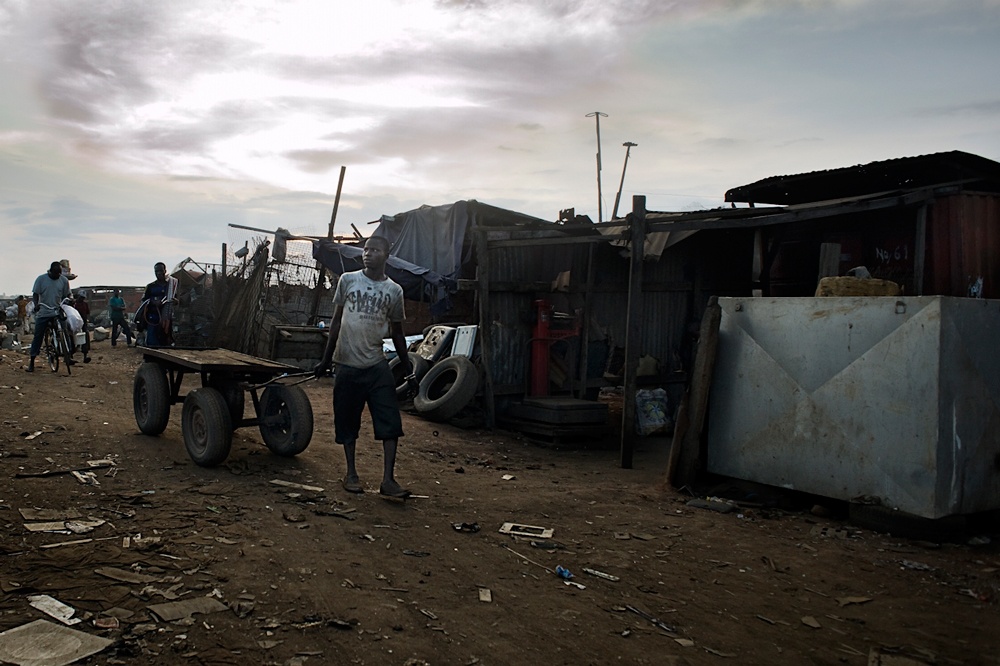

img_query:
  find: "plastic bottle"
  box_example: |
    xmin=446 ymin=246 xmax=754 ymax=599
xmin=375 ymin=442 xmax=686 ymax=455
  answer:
xmin=555 ymin=565 xmax=573 ymax=580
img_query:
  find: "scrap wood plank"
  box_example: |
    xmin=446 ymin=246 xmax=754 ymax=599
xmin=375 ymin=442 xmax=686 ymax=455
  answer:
xmin=667 ymin=295 xmax=721 ymax=489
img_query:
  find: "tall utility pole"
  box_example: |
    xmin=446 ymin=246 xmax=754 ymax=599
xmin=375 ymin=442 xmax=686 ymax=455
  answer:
xmin=585 ymin=111 xmax=608 ymax=223
xmin=611 ymin=141 xmax=638 ymax=220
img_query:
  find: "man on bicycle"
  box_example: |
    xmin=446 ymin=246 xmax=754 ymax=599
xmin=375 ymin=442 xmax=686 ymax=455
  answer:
xmin=27 ymin=261 xmax=71 ymax=372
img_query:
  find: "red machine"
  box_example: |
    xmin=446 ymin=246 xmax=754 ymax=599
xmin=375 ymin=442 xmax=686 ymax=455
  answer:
xmin=529 ymin=299 xmax=580 ymax=396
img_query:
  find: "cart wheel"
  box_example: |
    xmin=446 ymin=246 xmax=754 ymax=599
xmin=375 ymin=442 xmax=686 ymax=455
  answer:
xmin=208 ymin=376 xmax=245 ymax=425
xmin=134 ymin=362 xmax=170 ymax=435
xmin=259 ymin=384 xmax=313 ymax=457
xmin=182 ymin=387 xmax=233 ymax=467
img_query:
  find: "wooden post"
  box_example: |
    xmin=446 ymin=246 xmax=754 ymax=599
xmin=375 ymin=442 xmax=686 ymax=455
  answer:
xmin=620 ymin=196 xmax=646 ymax=469
xmin=310 ymin=166 xmax=347 ymax=324
xmin=221 ymin=243 xmax=227 ymax=280
xmin=474 ymin=226 xmax=496 ymax=428
xmin=914 ymin=204 xmax=927 ymax=295
xmin=576 ymin=243 xmax=595 ymax=399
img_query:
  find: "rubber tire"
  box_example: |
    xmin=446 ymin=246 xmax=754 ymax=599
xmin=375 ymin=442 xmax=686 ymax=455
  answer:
xmin=389 ymin=353 xmax=430 ymax=399
xmin=413 ymin=355 xmax=479 ymax=421
xmin=134 ymin=362 xmax=171 ymax=435
xmin=208 ymin=376 xmax=245 ymax=425
xmin=58 ymin=326 xmax=73 ymax=375
xmin=259 ymin=384 xmax=314 ymax=457
xmin=44 ymin=327 xmax=59 ymax=373
xmin=182 ymin=387 xmax=233 ymax=467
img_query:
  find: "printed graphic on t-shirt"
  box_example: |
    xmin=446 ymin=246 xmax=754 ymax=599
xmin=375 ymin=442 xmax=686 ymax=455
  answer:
xmin=345 ymin=287 xmax=392 ymax=323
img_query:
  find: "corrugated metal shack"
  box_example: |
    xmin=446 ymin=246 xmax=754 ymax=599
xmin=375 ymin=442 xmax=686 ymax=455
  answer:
xmin=470 ymin=150 xmax=1000 ymax=469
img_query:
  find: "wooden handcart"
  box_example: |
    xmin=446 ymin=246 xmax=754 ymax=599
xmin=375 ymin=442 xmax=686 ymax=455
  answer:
xmin=132 ymin=347 xmax=314 ymax=466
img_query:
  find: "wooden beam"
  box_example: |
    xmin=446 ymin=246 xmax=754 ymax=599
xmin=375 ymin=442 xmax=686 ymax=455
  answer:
xmin=484 ymin=188 xmax=948 ymax=252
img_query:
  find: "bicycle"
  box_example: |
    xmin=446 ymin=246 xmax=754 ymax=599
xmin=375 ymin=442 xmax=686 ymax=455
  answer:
xmin=42 ymin=313 xmax=75 ymax=375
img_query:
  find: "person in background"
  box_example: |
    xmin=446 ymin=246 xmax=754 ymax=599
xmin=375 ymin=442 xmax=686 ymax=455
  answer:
xmin=142 ymin=262 xmax=179 ymax=347
xmin=16 ymin=295 xmax=28 ymax=334
xmin=26 ymin=261 xmax=71 ymax=372
xmin=108 ymin=288 xmax=134 ymax=347
xmin=73 ymin=291 xmax=92 ymax=363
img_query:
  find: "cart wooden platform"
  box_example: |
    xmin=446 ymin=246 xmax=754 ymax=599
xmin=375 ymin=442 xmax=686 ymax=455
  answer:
xmin=132 ymin=347 xmax=314 ymax=466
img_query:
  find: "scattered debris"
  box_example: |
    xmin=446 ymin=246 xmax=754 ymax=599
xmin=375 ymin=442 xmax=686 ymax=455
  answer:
xmin=625 ymin=605 xmax=675 ymax=634
xmin=501 ymin=474 xmax=516 ymax=481
xmin=27 ymin=595 xmax=83 ymax=626
xmin=901 ymin=560 xmax=935 ymax=571
xmin=71 ymin=471 xmax=99 ymax=485
xmin=147 ymin=597 xmax=229 ymax=622
xmin=452 ymin=522 xmax=480 ymax=533
xmin=0 ymin=619 xmax=113 ymax=665
xmin=96 ymin=566 xmax=160 ymax=585
xmin=499 ymin=522 xmax=553 ymax=539
xmin=14 ymin=460 xmax=115 ymax=478
xmin=478 ymin=588 xmax=492 ymax=603
xmin=18 ymin=508 xmax=82 ymax=521
xmin=582 ymin=568 xmax=620 ymax=582
xmin=403 ymin=550 xmax=430 ymax=557
xmin=686 ymin=499 xmax=735 ymax=514
xmin=313 ymin=507 xmax=356 ymax=520
xmin=270 ymin=479 xmax=325 ymax=492
xmin=801 ymin=616 xmax=822 ymax=629
xmin=836 ymin=596 xmax=873 ymax=607
xmin=502 ymin=545 xmax=553 ymax=575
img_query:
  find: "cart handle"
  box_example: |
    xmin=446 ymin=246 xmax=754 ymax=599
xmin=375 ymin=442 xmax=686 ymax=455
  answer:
xmin=247 ymin=371 xmax=316 ymax=391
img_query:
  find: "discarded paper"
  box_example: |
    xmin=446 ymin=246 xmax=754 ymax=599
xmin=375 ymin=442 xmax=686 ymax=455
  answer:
xmin=27 ymin=595 xmax=81 ymax=626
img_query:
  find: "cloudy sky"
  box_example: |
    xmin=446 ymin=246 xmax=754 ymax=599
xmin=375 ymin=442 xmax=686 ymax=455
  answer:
xmin=1 ymin=0 xmax=998 ymax=294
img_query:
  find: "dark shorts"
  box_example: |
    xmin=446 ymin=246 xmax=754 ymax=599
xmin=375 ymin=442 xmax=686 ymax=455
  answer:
xmin=333 ymin=360 xmax=403 ymax=444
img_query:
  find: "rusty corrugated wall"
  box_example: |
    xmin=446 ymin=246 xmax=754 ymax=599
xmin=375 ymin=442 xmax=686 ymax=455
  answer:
xmin=927 ymin=192 xmax=1000 ymax=298
xmin=480 ymin=227 xmax=754 ymax=399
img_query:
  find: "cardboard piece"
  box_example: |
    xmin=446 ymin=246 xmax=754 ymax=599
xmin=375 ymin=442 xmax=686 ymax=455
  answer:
xmin=498 ymin=522 xmax=554 ymax=539
xmin=0 ymin=619 xmax=113 ymax=666
xmin=18 ymin=509 xmax=82 ymax=521
xmin=94 ymin=567 xmax=160 ymax=584
xmin=147 ymin=597 xmax=228 ymax=622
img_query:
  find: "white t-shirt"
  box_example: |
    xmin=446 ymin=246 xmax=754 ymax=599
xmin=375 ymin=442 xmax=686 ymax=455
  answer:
xmin=332 ymin=271 xmax=405 ymax=369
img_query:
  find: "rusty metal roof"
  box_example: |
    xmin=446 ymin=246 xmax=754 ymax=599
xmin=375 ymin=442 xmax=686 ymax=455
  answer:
xmin=725 ymin=150 xmax=1000 ymax=205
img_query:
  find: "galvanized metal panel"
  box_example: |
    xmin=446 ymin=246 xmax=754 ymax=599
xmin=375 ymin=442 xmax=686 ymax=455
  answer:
xmin=708 ymin=296 xmax=1000 ymax=518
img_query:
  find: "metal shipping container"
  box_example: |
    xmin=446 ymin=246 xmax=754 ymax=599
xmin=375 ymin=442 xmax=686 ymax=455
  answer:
xmin=707 ymin=296 xmax=1000 ymax=519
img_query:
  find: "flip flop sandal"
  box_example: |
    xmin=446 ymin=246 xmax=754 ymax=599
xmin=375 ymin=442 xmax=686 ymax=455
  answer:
xmin=341 ymin=478 xmax=364 ymax=494
xmin=379 ymin=484 xmax=411 ymax=501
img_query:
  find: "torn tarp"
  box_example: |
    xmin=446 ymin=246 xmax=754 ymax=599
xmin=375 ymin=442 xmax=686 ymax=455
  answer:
xmin=312 ymin=240 xmax=457 ymax=316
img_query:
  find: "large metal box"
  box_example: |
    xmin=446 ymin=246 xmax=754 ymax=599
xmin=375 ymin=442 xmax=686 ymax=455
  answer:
xmin=707 ymin=296 xmax=1000 ymax=519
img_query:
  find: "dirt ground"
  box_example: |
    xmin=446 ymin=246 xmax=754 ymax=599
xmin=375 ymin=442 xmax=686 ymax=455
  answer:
xmin=1 ymin=342 xmax=999 ymax=666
